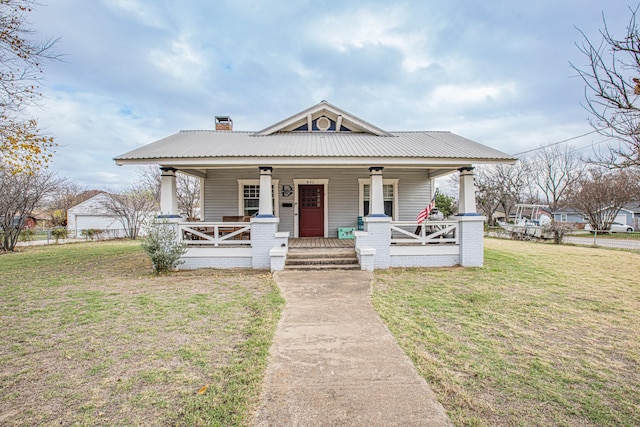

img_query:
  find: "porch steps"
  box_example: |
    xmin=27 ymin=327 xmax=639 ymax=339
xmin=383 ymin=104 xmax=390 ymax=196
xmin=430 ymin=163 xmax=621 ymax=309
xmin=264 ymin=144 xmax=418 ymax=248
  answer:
xmin=285 ymin=248 xmax=360 ymax=271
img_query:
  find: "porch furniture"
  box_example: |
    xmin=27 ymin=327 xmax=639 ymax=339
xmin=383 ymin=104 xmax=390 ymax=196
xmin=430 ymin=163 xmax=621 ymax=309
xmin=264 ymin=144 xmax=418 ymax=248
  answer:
xmin=221 ymin=216 xmax=251 ymax=240
xmin=337 ymin=227 xmax=355 ymax=239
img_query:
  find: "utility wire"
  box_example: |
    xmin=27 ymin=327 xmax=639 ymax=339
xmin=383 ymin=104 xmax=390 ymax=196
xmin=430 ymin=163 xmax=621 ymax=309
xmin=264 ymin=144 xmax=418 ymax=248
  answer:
xmin=511 ymin=128 xmax=605 ymax=156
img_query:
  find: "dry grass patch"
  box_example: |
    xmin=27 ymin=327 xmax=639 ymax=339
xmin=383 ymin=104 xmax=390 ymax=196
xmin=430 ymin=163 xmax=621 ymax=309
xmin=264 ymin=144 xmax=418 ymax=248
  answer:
xmin=0 ymin=241 xmax=283 ymax=426
xmin=373 ymin=238 xmax=639 ymax=426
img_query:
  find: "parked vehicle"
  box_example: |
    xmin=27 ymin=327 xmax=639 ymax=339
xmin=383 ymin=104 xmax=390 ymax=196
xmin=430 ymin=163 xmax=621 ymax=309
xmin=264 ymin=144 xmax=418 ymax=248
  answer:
xmin=584 ymin=222 xmax=634 ymax=233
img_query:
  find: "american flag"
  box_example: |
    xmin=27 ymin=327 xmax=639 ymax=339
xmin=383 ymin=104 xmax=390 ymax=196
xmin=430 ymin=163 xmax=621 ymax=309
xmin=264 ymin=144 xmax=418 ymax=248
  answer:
xmin=416 ymin=195 xmax=436 ymax=223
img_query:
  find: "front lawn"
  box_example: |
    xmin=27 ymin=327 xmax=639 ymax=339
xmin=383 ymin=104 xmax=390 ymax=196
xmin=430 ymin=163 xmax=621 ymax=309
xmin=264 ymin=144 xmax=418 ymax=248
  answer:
xmin=373 ymin=238 xmax=640 ymax=426
xmin=0 ymin=241 xmax=284 ymax=426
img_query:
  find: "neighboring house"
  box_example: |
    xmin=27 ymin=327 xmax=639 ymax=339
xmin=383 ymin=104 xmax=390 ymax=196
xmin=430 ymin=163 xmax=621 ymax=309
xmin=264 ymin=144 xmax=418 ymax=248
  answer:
xmin=551 ymin=207 xmax=587 ymax=224
xmin=617 ymin=204 xmax=640 ymax=229
xmin=115 ymin=101 xmax=515 ymax=270
xmin=67 ymin=193 xmax=128 ymax=238
xmin=553 ymin=203 xmax=640 ymax=228
xmin=10 ymin=215 xmax=37 ymax=229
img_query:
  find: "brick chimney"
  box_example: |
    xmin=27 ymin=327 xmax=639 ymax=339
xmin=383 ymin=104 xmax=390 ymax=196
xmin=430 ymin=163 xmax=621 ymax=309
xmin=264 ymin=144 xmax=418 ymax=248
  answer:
xmin=215 ymin=116 xmax=233 ymax=131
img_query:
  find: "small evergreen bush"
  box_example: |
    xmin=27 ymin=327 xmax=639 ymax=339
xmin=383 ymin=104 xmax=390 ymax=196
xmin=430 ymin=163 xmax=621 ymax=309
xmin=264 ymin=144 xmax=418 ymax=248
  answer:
xmin=51 ymin=227 xmax=67 ymax=243
xmin=141 ymin=221 xmax=187 ymax=273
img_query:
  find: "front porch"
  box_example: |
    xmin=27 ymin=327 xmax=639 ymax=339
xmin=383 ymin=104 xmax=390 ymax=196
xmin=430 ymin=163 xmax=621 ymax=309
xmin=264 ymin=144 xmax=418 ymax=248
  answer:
xmin=174 ymin=214 xmax=484 ymax=271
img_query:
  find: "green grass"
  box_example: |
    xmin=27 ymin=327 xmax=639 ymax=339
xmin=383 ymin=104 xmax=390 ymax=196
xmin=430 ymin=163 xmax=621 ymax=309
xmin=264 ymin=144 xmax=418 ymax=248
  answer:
xmin=0 ymin=241 xmax=284 ymax=426
xmin=372 ymin=238 xmax=640 ymax=426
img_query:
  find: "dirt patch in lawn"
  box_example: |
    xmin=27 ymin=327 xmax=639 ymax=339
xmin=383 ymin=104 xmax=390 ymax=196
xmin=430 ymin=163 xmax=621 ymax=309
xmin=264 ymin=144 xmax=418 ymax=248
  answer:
xmin=0 ymin=241 xmax=283 ymax=426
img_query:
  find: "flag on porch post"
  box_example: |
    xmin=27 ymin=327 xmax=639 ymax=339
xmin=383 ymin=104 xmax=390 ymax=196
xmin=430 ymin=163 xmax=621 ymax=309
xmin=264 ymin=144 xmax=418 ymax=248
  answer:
xmin=416 ymin=194 xmax=436 ymax=223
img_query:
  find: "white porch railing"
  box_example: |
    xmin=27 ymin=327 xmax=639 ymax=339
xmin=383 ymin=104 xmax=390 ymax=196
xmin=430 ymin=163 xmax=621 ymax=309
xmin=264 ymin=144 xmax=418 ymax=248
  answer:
xmin=390 ymin=220 xmax=459 ymax=245
xmin=178 ymin=222 xmax=252 ymax=247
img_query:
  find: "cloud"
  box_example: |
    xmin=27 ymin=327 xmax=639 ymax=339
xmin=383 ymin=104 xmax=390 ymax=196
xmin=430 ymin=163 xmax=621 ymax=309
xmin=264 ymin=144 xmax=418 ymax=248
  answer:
xmin=429 ymin=82 xmax=518 ymax=108
xmin=148 ymin=35 xmax=207 ymax=82
xmin=106 ymin=0 xmax=169 ymax=29
xmin=307 ymin=6 xmax=433 ymax=73
xmin=28 ymin=89 xmax=169 ymax=189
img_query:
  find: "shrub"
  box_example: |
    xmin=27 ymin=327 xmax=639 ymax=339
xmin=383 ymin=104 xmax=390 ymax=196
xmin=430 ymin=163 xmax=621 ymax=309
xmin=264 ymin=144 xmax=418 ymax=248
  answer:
xmin=51 ymin=227 xmax=67 ymax=243
xmin=140 ymin=221 xmax=187 ymax=274
xmin=546 ymin=221 xmax=574 ymax=244
xmin=20 ymin=229 xmax=35 ymax=242
xmin=80 ymin=229 xmax=104 ymax=241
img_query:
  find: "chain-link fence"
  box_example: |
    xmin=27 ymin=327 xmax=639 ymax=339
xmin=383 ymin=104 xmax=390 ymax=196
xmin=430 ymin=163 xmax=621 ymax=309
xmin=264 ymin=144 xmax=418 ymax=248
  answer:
xmin=486 ymin=226 xmax=640 ymax=251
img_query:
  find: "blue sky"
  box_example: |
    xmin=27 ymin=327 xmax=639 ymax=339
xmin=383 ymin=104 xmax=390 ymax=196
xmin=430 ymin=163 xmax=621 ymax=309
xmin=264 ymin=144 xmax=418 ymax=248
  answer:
xmin=26 ymin=0 xmax=635 ymax=189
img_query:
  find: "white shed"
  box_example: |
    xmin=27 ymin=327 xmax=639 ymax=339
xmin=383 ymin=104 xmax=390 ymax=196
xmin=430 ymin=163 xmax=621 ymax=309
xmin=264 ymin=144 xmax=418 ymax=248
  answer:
xmin=67 ymin=193 xmax=126 ymax=239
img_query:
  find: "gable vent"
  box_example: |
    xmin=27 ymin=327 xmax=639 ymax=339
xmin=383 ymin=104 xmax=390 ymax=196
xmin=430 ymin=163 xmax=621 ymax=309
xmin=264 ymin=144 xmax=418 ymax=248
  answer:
xmin=316 ymin=116 xmax=331 ymax=131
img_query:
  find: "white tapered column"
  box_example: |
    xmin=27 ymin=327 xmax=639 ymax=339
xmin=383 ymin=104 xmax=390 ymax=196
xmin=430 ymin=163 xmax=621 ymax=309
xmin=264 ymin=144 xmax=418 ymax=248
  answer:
xmin=160 ymin=167 xmax=179 ymax=217
xmin=368 ymin=166 xmax=386 ymax=217
xmin=257 ymin=166 xmax=274 ymax=218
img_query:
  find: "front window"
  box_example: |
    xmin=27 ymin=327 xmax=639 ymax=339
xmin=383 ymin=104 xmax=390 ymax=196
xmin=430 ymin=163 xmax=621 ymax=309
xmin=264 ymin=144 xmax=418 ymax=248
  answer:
xmin=238 ymin=179 xmax=279 ymax=217
xmin=359 ymin=179 xmax=398 ymax=219
xmin=243 ymin=185 xmax=261 ymax=217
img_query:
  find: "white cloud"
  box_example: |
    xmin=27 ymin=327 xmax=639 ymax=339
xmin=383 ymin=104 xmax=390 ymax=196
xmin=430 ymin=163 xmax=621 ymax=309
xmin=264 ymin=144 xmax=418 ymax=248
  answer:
xmin=148 ymin=35 xmax=207 ymax=82
xmin=106 ymin=0 xmax=167 ymax=29
xmin=429 ymin=82 xmax=517 ymax=108
xmin=308 ymin=6 xmax=433 ymax=72
xmin=29 ymin=89 xmax=168 ymax=189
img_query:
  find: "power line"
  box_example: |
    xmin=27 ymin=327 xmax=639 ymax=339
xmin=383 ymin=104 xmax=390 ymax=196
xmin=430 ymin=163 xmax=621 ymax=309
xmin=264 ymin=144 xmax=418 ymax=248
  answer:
xmin=511 ymin=128 xmax=605 ymax=156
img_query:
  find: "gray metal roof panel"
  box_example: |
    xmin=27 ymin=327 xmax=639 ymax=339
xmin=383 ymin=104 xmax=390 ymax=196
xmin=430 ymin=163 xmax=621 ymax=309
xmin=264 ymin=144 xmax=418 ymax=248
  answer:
xmin=115 ymin=130 xmax=514 ymax=161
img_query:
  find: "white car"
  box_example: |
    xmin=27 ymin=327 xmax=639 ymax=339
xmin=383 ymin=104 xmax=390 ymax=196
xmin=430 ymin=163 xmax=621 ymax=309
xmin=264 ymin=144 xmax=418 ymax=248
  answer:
xmin=584 ymin=222 xmax=635 ymax=233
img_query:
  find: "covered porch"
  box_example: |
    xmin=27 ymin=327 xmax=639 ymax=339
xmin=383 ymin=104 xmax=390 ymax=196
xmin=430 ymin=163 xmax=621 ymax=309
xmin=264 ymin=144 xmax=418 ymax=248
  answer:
xmin=162 ymin=164 xmax=483 ymax=271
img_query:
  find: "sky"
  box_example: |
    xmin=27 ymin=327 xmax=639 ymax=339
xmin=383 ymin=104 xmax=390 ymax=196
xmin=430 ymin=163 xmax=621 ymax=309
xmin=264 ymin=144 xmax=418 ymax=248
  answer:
xmin=24 ymin=0 xmax=637 ymax=190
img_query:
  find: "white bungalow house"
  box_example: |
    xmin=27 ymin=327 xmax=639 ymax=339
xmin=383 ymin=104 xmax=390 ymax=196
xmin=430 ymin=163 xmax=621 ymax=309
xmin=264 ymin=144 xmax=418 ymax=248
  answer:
xmin=114 ymin=101 xmax=515 ymax=270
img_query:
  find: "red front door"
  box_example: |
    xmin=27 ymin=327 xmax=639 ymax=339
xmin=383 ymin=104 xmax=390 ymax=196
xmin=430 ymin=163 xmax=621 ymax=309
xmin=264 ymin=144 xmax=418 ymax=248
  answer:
xmin=299 ymin=185 xmax=324 ymax=237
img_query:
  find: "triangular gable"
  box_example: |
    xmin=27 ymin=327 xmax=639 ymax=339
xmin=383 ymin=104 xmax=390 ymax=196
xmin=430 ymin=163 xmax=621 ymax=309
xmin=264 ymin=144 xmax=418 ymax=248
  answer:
xmin=255 ymin=100 xmax=391 ymax=136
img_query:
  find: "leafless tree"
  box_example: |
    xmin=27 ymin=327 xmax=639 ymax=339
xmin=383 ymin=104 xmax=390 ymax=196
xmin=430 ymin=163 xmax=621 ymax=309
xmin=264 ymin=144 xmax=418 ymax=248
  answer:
xmin=572 ymin=6 xmax=640 ymax=168
xmin=477 ymin=162 xmax=537 ymax=223
xmin=137 ymin=166 xmax=201 ymax=219
xmin=0 ymin=0 xmax=60 ymax=173
xmin=475 ymin=166 xmax=505 ymax=225
xmin=103 ymin=184 xmax=158 ymax=240
xmin=0 ymin=168 xmax=61 ymax=250
xmin=532 ymin=144 xmax=584 ymax=210
xmin=567 ymin=167 xmax=640 ymax=231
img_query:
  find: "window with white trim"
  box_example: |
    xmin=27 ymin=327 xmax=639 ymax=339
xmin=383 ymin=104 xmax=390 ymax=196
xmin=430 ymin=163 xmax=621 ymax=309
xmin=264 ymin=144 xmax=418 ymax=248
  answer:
xmin=237 ymin=179 xmax=279 ymax=217
xmin=358 ymin=179 xmax=398 ymax=219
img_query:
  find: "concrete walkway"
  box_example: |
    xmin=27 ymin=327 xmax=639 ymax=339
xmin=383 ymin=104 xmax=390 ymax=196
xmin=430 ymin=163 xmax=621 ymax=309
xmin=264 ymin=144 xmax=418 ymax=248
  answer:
xmin=253 ymin=270 xmax=452 ymax=426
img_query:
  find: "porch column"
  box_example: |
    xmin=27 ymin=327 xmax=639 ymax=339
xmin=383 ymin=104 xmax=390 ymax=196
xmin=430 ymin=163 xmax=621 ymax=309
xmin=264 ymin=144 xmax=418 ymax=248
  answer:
xmin=457 ymin=167 xmax=478 ymax=215
xmin=257 ymin=166 xmax=274 ymax=218
xmin=368 ymin=166 xmax=386 ymax=217
xmin=160 ymin=167 xmax=180 ymax=217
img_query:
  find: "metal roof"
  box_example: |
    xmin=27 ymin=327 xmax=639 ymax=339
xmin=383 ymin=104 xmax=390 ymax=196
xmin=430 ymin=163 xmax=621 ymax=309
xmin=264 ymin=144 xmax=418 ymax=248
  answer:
xmin=114 ymin=130 xmax=515 ymax=164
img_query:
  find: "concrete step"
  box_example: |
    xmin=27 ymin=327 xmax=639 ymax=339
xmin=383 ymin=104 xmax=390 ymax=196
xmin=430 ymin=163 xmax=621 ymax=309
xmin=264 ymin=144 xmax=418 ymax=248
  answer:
xmin=286 ymin=257 xmax=359 ymax=266
xmin=286 ymin=249 xmax=355 ymax=258
xmin=285 ymin=249 xmax=360 ymax=270
xmin=284 ymin=263 xmax=361 ymax=271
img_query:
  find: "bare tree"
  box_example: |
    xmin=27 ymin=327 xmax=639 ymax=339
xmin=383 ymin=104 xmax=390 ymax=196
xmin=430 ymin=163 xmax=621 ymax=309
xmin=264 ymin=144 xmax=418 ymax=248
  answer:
xmin=137 ymin=166 xmax=201 ymax=219
xmin=475 ymin=166 xmax=505 ymax=225
xmin=103 ymin=184 xmax=158 ymax=240
xmin=532 ymin=144 xmax=584 ymax=210
xmin=473 ymin=162 xmax=536 ymax=224
xmin=568 ymin=167 xmax=640 ymax=231
xmin=572 ymin=7 xmax=640 ymax=168
xmin=0 ymin=168 xmax=61 ymax=250
xmin=0 ymin=0 xmax=60 ymax=173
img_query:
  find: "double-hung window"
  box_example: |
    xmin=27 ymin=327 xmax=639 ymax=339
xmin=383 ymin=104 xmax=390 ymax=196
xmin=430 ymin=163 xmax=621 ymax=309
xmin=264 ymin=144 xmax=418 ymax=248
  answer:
xmin=358 ymin=178 xmax=398 ymax=219
xmin=238 ymin=179 xmax=279 ymax=217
